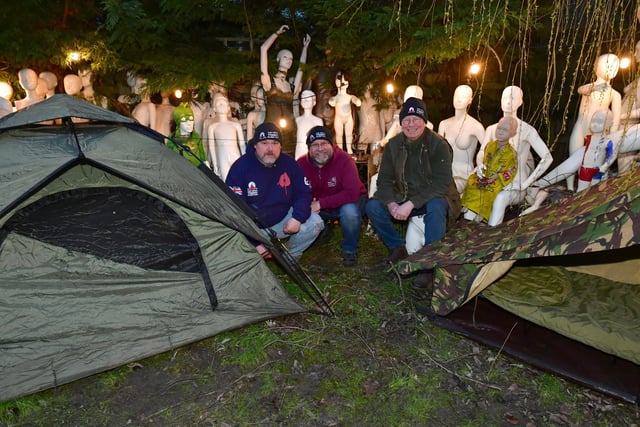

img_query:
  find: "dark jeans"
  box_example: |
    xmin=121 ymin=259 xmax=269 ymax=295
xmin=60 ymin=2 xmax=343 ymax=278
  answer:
xmin=365 ymin=197 xmax=447 ymax=249
xmin=319 ymin=194 xmax=368 ymax=254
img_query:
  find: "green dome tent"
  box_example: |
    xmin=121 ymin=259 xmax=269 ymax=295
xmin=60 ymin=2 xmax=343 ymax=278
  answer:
xmin=0 ymin=95 xmax=325 ymax=402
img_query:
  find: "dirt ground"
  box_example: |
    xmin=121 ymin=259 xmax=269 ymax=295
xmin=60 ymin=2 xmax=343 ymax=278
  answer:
xmin=4 ymin=232 xmax=640 ymax=426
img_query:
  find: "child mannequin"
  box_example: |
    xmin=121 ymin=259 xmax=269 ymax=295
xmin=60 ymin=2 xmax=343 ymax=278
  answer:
xmin=462 ymin=116 xmax=518 ymax=223
xmin=295 ymin=90 xmax=324 ymax=158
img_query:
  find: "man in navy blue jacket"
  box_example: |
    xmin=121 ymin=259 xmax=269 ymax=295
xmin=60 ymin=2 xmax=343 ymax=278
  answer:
xmin=226 ymin=122 xmax=324 ymax=261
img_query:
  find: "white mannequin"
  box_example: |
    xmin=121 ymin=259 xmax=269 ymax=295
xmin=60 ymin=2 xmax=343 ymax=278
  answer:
xmin=357 ymin=84 xmax=384 ymax=151
xmin=154 ymin=90 xmax=175 ymax=137
xmin=618 ymin=41 xmax=640 ymax=173
xmin=131 ymin=77 xmax=157 ymax=129
xmin=14 ymin=68 xmax=43 ymax=110
xmin=245 ymin=84 xmax=266 ymax=141
xmin=438 ymin=85 xmax=485 ymax=196
xmin=568 ymin=53 xmax=621 ymax=189
xmin=0 ymin=81 xmax=13 ymax=118
xmin=477 ymin=85 xmax=553 ymax=226
xmin=63 ymin=74 xmax=83 ymax=97
xmin=295 ymin=90 xmax=324 ymax=159
xmin=206 ymin=93 xmax=246 ymax=181
xmin=38 ymin=71 xmax=57 ymax=98
xmin=328 ymin=72 xmax=361 ymax=155
xmin=521 ymin=109 xmax=616 ymax=216
xmin=63 ymin=74 xmax=89 ymax=123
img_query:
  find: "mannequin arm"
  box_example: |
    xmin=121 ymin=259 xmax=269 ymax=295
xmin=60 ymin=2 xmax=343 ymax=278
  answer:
xmin=351 ymin=95 xmax=362 ymax=107
xmin=260 ymin=25 xmax=289 ymax=91
xmin=293 ymin=34 xmax=310 ymax=97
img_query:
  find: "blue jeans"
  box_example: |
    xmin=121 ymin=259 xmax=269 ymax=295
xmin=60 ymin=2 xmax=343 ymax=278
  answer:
xmin=365 ymin=197 xmax=448 ymax=249
xmin=262 ymin=208 xmax=324 ymax=261
xmin=319 ymin=194 xmax=367 ymax=255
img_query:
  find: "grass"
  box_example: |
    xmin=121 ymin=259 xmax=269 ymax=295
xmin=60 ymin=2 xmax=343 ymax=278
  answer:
xmin=1 ymin=229 xmax=639 ymax=426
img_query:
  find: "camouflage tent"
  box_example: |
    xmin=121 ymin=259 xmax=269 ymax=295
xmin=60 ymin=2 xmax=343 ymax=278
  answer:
xmin=399 ymin=170 xmax=640 ymax=403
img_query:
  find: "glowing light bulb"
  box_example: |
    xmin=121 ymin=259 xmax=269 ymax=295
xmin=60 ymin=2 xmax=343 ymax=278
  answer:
xmin=174 ymin=89 xmax=182 ymax=99
xmin=279 ymin=117 xmax=287 ymax=128
xmin=620 ymin=57 xmax=631 ymax=69
xmin=385 ymin=83 xmax=394 ymax=94
xmin=469 ymin=62 xmax=481 ymax=75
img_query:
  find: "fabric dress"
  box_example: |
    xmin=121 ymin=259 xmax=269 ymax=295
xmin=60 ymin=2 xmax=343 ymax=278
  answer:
xmin=265 ymin=77 xmax=296 ymax=157
xmin=461 ymin=140 xmax=517 ymax=220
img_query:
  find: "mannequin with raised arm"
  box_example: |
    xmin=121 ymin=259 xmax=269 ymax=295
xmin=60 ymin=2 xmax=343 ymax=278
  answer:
xmin=477 ymin=85 xmax=553 ymax=225
xmin=295 ymin=89 xmax=324 ymax=159
xmin=328 ymin=72 xmax=361 ymax=155
xmin=438 ymin=84 xmax=485 ymax=196
xmin=568 ymin=53 xmax=621 ymax=189
xmin=618 ymin=41 xmax=640 ymax=173
xmin=207 ymin=93 xmax=246 ymax=181
xmin=260 ymin=25 xmax=310 ymax=155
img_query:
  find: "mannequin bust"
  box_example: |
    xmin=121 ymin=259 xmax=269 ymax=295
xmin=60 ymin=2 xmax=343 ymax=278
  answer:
xmin=477 ymin=85 xmax=553 ymax=225
xmin=38 ymin=71 xmax=58 ymax=99
xmin=167 ymin=103 xmax=207 ymax=167
xmin=521 ymin=109 xmax=616 ymax=216
xmin=63 ymin=74 xmax=89 ymax=123
xmin=154 ymin=90 xmax=175 ymax=137
xmin=246 ymin=83 xmax=266 ymax=141
xmin=63 ymin=74 xmax=83 ymax=97
xmin=328 ymin=72 xmax=361 ymax=155
xmin=357 ymin=84 xmax=384 ymax=152
xmin=206 ymin=93 xmax=246 ymax=180
xmin=438 ymin=85 xmax=485 ymax=195
xmin=295 ymin=90 xmax=324 ymax=159
xmin=568 ymin=53 xmax=621 ymax=189
xmin=14 ymin=68 xmax=43 ymax=110
xmin=131 ymin=77 xmax=157 ymax=129
xmin=260 ymin=25 xmax=311 ymax=155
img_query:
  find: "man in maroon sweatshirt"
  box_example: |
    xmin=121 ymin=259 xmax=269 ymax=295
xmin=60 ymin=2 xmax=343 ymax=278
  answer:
xmin=297 ymin=126 xmax=368 ymax=266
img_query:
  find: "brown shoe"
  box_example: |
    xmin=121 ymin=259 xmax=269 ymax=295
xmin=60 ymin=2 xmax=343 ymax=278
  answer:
xmin=381 ymin=246 xmax=408 ymax=265
xmin=411 ymin=270 xmax=434 ymax=301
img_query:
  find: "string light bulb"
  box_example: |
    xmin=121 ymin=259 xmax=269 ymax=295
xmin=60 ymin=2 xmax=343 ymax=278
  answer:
xmin=620 ymin=57 xmax=631 ymax=69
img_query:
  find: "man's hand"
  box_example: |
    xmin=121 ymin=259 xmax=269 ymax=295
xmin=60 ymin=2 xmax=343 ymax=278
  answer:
xmin=256 ymin=244 xmax=272 ymax=259
xmin=311 ymin=199 xmax=321 ymax=213
xmin=283 ymin=217 xmax=301 ymax=234
xmin=388 ymin=201 xmax=414 ymax=221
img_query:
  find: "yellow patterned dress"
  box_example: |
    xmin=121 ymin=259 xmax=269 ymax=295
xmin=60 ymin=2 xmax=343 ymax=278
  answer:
xmin=461 ymin=140 xmax=517 ymax=221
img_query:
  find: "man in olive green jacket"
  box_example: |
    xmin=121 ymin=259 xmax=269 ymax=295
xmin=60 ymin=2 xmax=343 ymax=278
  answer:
xmin=365 ymin=97 xmax=458 ymax=265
